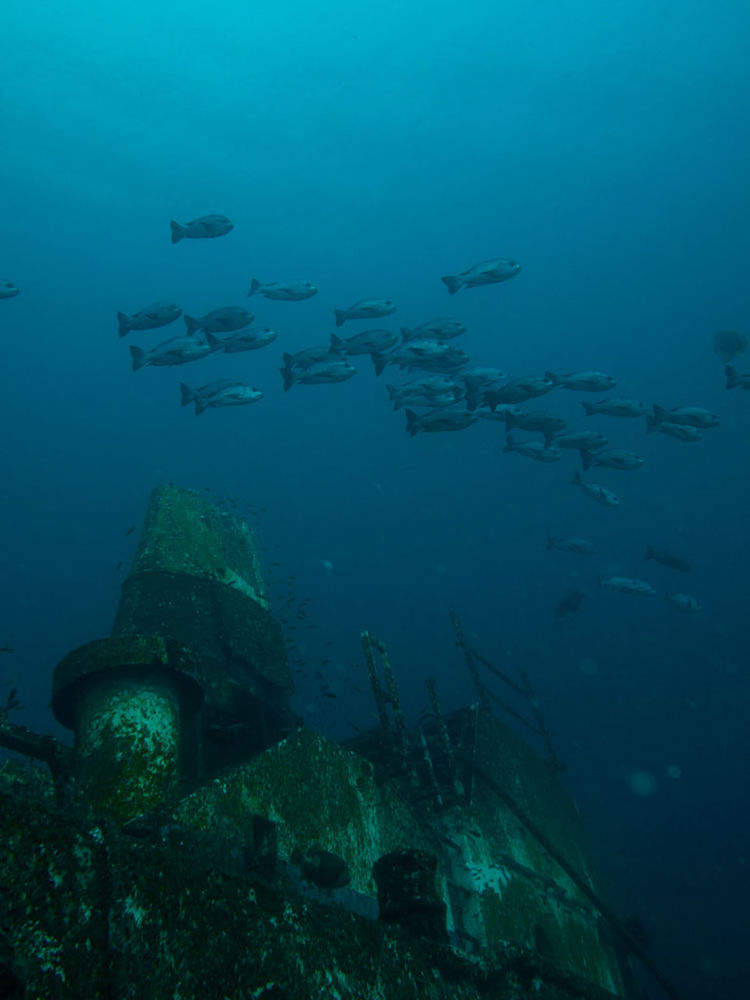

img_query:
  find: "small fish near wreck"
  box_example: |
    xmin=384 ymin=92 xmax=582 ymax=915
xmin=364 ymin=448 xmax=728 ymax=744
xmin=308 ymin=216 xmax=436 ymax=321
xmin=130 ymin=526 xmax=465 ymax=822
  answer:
xmin=184 ymin=306 xmax=254 ymax=336
xmin=547 ymin=536 xmax=597 ymax=555
xmin=170 ymin=214 xmax=234 ymax=243
xmin=130 ymin=334 xmax=214 ymax=370
xmin=572 ymin=470 xmax=620 ymax=507
xmin=599 ymin=575 xmax=656 ymax=597
xmin=713 ymin=329 xmax=748 ymax=363
xmin=247 ymin=279 xmax=318 ymax=301
xmin=666 ymin=592 xmax=703 ymax=613
xmin=0 ymin=280 xmax=20 ymax=299
xmin=281 ymin=359 xmax=357 ymax=391
xmin=644 ymin=545 xmax=691 ymax=573
xmin=117 ymin=301 xmax=182 ymax=338
xmin=405 ymin=408 xmax=477 ymax=436
xmin=180 ymin=381 xmax=263 ymax=415
xmin=334 ymin=298 xmax=396 ymax=327
xmin=441 ymin=258 xmax=521 ymax=295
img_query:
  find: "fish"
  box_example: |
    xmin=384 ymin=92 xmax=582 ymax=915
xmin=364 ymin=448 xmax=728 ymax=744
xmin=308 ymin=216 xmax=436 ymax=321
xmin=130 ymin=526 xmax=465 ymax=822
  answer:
xmin=282 ymin=341 xmax=347 ymax=371
xmin=644 ymin=546 xmax=691 ymax=573
xmin=184 ymin=306 xmax=254 ymax=335
xmin=666 ymin=592 xmax=702 ymax=613
xmin=405 ymin=407 xmax=477 ymax=436
xmin=281 ymin=359 xmax=357 ymax=390
xmin=483 ymin=375 xmax=555 ymax=408
xmin=547 ymin=536 xmax=597 ymax=555
xmin=504 ymin=434 xmax=562 ymax=462
xmin=648 ymin=404 xmax=719 ymax=429
xmin=0 ymin=281 xmax=20 ymax=299
xmin=555 ymin=431 xmax=609 ymax=453
xmin=331 ymin=329 xmax=399 ymax=356
xmin=334 ymin=299 xmax=396 ymax=327
xmin=572 ymin=470 xmax=620 ymax=507
xmin=247 ymin=278 xmax=317 ymax=300
xmin=182 ymin=382 xmax=263 ymax=415
xmin=546 ymin=370 xmax=617 ymax=392
xmin=170 ymin=214 xmax=234 ymax=243
xmin=205 ymin=328 xmax=277 ymax=353
xmin=441 ymin=258 xmax=521 ymax=294
xmin=400 ymin=318 xmax=467 ymax=341
xmin=725 ymin=364 xmax=750 ymax=389
xmin=0 ymin=644 xmax=14 ymax=653
xmin=458 ymin=368 xmax=509 ymax=409
xmin=116 ymin=301 xmax=182 ymax=338
xmin=647 ymin=420 xmax=703 ymax=442
xmin=555 ymin=590 xmax=585 ymax=616
xmin=713 ymin=329 xmax=748 ymax=363
xmin=386 ymin=377 xmax=464 ymax=410
xmin=130 ymin=334 xmax=214 ymax=370
xmin=599 ymin=575 xmax=656 ymax=596
xmin=582 ymin=448 xmax=644 ymax=471
xmin=505 ymin=409 xmax=567 ymax=445
xmin=581 ymin=397 xmax=648 ymax=418
xmin=372 ymin=340 xmax=469 ymax=376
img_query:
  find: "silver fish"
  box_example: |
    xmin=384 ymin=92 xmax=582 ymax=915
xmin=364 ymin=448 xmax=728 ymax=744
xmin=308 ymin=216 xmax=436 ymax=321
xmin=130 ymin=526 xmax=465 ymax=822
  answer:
xmin=582 ymin=448 xmax=644 ymax=471
xmin=649 ymin=404 xmax=719 ymax=429
xmin=283 ymin=340 xmax=347 ymax=371
xmin=599 ymin=575 xmax=656 ymax=596
xmin=180 ymin=380 xmax=262 ymax=415
xmin=386 ymin=377 xmax=464 ymax=410
xmin=247 ymin=278 xmax=317 ymax=300
xmin=206 ymin=328 xmax=277 ymax=353
xmin=555 ymin=431 xmax=608 ymax=452
xmin=184 ymin=306 xmax=254 ymax=335
xmin=547 ymin=536 xmax=597 ymax=555
xmin=645 ymin=546 xmax=691 ymax=573
xmin=130 ymin=334 xmax=213 ymax=370
xmin=666 ymin=592 xmax=702 ymax=613
xmin=546 ymin=370 xmax=617 ymax=392
xmin=117 ymin=300 xmax=182 ymax=338
xmin=332 ymin=330 xmax=398 ymax=356
xmin=572 ymin=470 xmax=619 ymax=507
xmin=648 ymin=420 xmax=702 ymax=442
xmin=504 ymin=434 xmax=562 ymax=462
xmin=372 ymin=340 xmax=469 ymax=376
xmin=725 ymin=364 xmax=750 ymax=390
xmin=334 ymin=299 xmax=396 ymax=327
xmin=400 ymin=318 xmax=466 ymax=341
xmin=581 ymin=397 xmax=648 ymax=418
xmin=505 ymin=409 xmax=567 ymax=445
xmin=281 ymin=359 xmax=357 ymax=390
xmin=441 ymin=258 xmax=521 ymax=295
xmin=484 ymin=375 xmax=555 ymax=408
xmin=0 ymin=280 xmax=20 ymax=299
xmin=170 ymin=214 xmax=233 ymax=243
xmin=405 ymin=407 xmax=477 ymax=436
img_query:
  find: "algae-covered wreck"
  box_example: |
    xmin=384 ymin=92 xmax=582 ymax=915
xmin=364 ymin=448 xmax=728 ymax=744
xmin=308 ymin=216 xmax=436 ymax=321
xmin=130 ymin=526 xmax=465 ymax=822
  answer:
xmin=0 ymin=485 xmax=671 ymax=999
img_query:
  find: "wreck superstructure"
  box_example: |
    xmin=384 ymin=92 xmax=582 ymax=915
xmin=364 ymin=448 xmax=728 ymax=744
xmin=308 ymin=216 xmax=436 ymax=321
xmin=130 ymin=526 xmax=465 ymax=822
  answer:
xmin=0 ymin=485 xmax=667 ymax=999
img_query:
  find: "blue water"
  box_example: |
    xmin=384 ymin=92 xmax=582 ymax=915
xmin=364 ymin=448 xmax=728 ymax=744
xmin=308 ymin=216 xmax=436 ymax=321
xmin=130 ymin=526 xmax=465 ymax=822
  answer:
xmin=2 ymin=2 xmax=749 ymax=996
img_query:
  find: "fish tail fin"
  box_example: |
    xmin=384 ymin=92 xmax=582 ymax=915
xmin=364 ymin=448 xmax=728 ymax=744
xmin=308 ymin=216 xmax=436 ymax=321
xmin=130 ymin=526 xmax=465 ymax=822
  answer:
xmin=725 ymin=364 xmax=738 ymax=388
xmin=129 ymin=345 xmax=147 ymax=371
xmin=582 ymin=450 xmax=593 ymax=471
xmin=371 ymin=352 xmax=388 ymax=377
xmin=504 ymin=409 xmax=517 ymax=430
xmin=581 ymin=401 xmax=594 ymax=416
xmin=247 ymin=279 xmax=262 ymax=296
xmin=184 ymin=315 xmax=200 ymax=335
xmin=205 ymin=332 xmax=222 ymax=352
xmin=543 ymin=430 xmax=555 ymax=447
xmin=385 ymin=385 xmax=402 ymax=409
xmin=281 ymin=367 xmax=295 ymax=391
xmin=116 ymin=311 xmax=131 ymax=338
xmin=440 ymin=275 xmax=461 ymax=295
xmin=572 ymin=469 xmax=583 ymax=486
xmin=405 ymin=409 xmax=420 ymax=436
xmin=330 ymin=333 xmax=346 ymax=355
xmin=503 ymin=434 xmax=516 ymax=453
xmin=170 ymin=220 xmax=185 ymax=244
xmin=546 ymin=536 xmax=556 ymax=551
xmin=179 ymin=383 xmax=195 ymax=406
xmin=400 ymin=327 xmax=414 ymax=341
xmin=652 ymin=404 xmax=667 ymax=424
xmin=194 ymin=397 xmax=208 ymax=415
xmin=334 ymin=309 xmax=346 ymax=327
xmin=645 ymin=413 xmax=657 ymax=433
xmin=545 ymin=371 xmax=561 ymax=386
